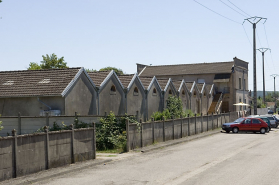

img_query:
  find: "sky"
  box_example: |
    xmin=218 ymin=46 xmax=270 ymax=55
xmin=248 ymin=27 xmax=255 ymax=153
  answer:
xmin=0 ymin=0 xmax=278 ymax=92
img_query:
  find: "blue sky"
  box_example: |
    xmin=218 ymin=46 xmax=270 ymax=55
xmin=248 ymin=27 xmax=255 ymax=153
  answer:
xmin=0 ymin=0 xmax=278 ymax=92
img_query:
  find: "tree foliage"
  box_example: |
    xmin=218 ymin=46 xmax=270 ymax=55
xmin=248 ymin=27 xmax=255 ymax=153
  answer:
xmin=28 ymin=53 xmax=68 ymax=70
xmin=99 ymin=67 xmax=124 ymax=75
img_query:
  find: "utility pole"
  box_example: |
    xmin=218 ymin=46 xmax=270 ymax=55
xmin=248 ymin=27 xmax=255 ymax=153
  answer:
xmin=243 ymin=17 xmax=267 ymax=115
xmin=271 ymin=74 xmax=279 ymax=113
xmin=257 ymin=48 xmax=271 ymax=105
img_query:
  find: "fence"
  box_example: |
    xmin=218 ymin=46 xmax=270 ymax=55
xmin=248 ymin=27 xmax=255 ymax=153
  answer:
xmin=0 ymin=113 xmax=132 ymax=137
xmin=0 ymin=125 xmax=96 ymax=182
xmin=127 ymin=112 xmax=237 ymax=150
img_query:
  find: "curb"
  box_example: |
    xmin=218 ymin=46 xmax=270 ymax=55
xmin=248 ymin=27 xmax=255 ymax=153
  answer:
xmin=134 ymin=128 xmax=222 ymax=153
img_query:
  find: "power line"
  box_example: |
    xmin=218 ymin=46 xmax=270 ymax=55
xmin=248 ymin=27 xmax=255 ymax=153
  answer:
xmin=263 ymin=24 xmax=276 ymax=72
xmin=193 ymin=0 xmax=241 ymax=24
xmin=226 ymin=0 xmax=251 ymax=17
xmin=219 ymin=0 xmax=247 ymax=18
xmin=242 ymin=25 xmax=252 ymax=47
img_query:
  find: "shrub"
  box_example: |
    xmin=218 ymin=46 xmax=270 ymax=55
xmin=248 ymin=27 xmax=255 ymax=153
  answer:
xmin=166 ymin=96 xmax=183 ymax=118
xmin=96 ymin=112 xmax=127 ymax=151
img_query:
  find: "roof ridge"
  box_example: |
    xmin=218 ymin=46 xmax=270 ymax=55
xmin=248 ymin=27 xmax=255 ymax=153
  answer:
xmin=145 ymin=61 xmax=234 ymax=68
xmin=0 ymin=67 xmax=81 ymax=73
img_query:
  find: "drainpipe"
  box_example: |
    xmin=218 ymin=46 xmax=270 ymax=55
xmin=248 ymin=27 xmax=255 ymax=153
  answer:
xmin=97 ymin=88 xmax=100 ymax=115
xmin=124 ymin=89 xmax=128 ymax=114
xmin=145 ymin=90 xmax=148 ymax=121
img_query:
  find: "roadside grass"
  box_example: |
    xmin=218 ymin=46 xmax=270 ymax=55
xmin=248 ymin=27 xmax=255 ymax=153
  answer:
xmin=97 ymin=148 xmax=124 ymax=154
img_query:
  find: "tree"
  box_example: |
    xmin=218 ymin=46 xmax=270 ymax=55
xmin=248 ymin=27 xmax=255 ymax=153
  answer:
xmin=28 ymin=53 xmax=68 ymax=70
xmin=99 ymin=67 xmax=124 ymax=75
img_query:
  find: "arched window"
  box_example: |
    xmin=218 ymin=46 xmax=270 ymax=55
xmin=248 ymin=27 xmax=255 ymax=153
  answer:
xmin=204 ymin=92 xmax=206 ymax=97
xmin=169 ymin=90 xmax=172 ymax=95
xmin=110 ymin=85 xmax=116 ymax=95
xmin=153 ymin=88 xmax=157 ymax=96
xmin=182 ymin=90 xmax=185 ymax=95
xmin=193 ymin=91 xmax=197 ymax=97
xmin=133 ymin=87 xmax=139 ymax=96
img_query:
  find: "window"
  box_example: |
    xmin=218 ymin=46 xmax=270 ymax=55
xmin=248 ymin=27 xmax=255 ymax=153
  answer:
xmin=152 ymin=88 xmax=157 ymax=96
xmin=3 ymin=81 xmax=14 ymax=85
xmin=169 ymin=89 xmax=172 ymax=95
xmin=110 ymin=85 xmax=116 ymax=95
xmin=239 ymin=78 xmax=241 ymax=89
xmin=39 ymin=79 xmax=50 ymax=84
xmin=244 ymin=119 xmax=251 ymax=124
xmin=133 ymin=87 xmax=139 ymax=96
xmin=252 ymin=119 xmax=261 ymax=124
xmin=182 ymin=90 xmax=185 ymax=95
xmin=203 ymin=92 xmax=206 ymax=97
xmin=193 ymin=91 xmax=197 ymax=97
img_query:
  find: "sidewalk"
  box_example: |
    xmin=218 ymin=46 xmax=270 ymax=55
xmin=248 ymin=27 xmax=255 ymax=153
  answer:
xmin=0 ymin=128 xmax=222 ymax=185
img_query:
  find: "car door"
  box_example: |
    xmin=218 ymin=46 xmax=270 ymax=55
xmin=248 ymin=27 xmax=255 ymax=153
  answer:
xmin=239 ymin=118 xmax=251 ymax=131
xmin=251 ymin=118 xmax=261 ymax=131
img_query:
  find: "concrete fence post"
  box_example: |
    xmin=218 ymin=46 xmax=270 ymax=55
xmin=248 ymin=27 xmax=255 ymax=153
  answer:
xmin=195 ymin=114 xmax=197 ymax=135
xmin=70 ymin=124 xmax=75 ymax=164
xmin=172 ymin=116 xmax=174 ymax=140
xmin=46 ymin=112 xmax=49 ymax=127
xmin=44 ymin=126 xmax=49 ymax=170
xmin=12 ymin=129 xmax=17 ymax=178
xmin=188 ymin=114 xmax=190 ymax=136
xmin=140 ymin=119 xmax=143 ymax=147
xmin=163 ymin=117 xmax=166 ymax=142
xmin=207 ymin=113 xmax=209 ymax=131
xmin=201 ymin=113 xmax=203 ymax=133
xmin=220 ymin=113 xmax=223 ymax=125
xmin=126 ymin=119 xmax=130 ymax=152
xmin=216 ymin=112 xmax=219 ymax=128
xmin=180 ymin=115 xmax=183 ymax=138
xmin=151 ymin=118 xmax=155 ymax=143
xmin=93 ymin=122 xmax=96 ymax=159
xmin=18 ymin=112 xmax=21 ymax=135
xmin=212 ymin=112 xmax=214 ymax=130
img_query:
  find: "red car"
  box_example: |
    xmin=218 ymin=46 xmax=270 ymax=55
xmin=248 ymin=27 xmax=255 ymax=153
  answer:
xmin=222 ymin=117 xmax=268 ymax=134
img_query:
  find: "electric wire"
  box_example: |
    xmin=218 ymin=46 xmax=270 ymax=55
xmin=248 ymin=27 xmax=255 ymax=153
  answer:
xmin=193 ymin=0 xmax=241 ymax=24
xmin=242 ymin=25 xmax=252 ymax=47
xmin=226 ymin=0 xmax=251 ymax=17
xmin=219 ymin=0 xmax=247 ymax=18
xmin=263 ymin=24 xmax=276 ymax=71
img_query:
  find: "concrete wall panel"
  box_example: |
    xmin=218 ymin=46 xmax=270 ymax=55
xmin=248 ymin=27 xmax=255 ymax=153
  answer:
xmin=0 ymin=138 xmax=13 ymax=181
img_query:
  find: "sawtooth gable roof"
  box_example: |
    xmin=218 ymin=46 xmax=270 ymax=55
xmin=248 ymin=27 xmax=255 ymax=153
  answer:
xmin=118 ymin=74 xmax=145 ymax=92
xmin=139 ymin=61 xmax=235 ymax=77
xmin=87 ymin=70 xmax=124 ymax=91
xmin=0 ymin=67 xmax=93 ymax=98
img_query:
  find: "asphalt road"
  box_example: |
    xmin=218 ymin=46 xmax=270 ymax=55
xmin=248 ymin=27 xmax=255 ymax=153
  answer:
xmin=4 ymin=129 xmax=279 ymax=185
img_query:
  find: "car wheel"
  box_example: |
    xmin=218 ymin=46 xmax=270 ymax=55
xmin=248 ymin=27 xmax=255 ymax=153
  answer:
xmin=232 ymin=127 xmax=238 ymax=133
xmin=260 ymin=128 xmax=266 ymax=134
xmin=226 ymin=130 xmax=230 ymax=133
